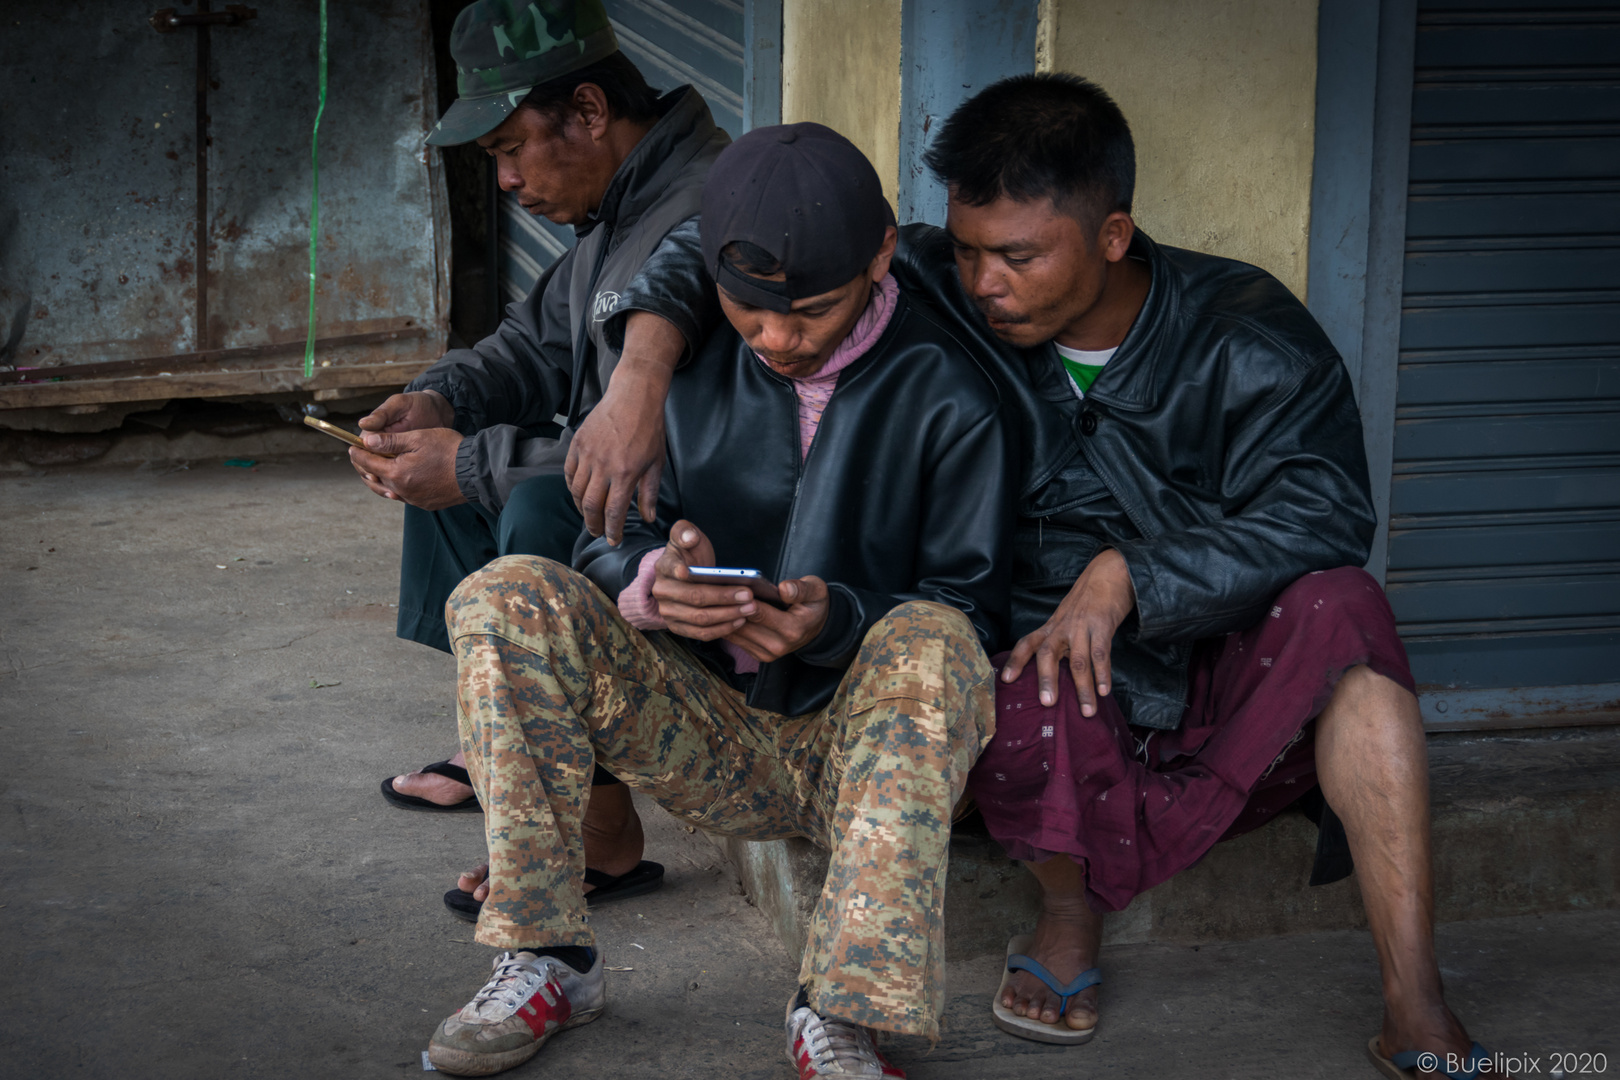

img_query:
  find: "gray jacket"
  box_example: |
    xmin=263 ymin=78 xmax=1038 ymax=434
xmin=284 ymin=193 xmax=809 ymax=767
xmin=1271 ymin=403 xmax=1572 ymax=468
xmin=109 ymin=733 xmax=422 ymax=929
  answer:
xmin=409 ymin=86 xmax=730 ymax=513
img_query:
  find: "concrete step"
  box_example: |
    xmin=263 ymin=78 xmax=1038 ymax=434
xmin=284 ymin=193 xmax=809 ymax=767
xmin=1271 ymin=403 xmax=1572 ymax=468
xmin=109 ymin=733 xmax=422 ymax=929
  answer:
xmin=713 ymin=726 xmax=1620 ymax=961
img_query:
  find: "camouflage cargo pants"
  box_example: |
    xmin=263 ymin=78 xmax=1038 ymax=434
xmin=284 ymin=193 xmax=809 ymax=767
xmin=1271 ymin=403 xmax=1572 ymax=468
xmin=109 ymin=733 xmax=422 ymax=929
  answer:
xmin=446 ymin=555 xmax=995 ymax=1038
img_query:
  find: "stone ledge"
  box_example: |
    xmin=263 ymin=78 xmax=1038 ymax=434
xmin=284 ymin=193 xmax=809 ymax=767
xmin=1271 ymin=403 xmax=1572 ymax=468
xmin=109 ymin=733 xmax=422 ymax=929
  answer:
xmin=712 ymin=726 xmax=1620 ymax=961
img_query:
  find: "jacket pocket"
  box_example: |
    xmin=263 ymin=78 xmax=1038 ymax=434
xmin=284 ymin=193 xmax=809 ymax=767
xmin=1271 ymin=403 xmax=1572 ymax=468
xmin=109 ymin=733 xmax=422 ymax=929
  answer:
xmin=1020 ymin=455 xmax=1112 ymax=518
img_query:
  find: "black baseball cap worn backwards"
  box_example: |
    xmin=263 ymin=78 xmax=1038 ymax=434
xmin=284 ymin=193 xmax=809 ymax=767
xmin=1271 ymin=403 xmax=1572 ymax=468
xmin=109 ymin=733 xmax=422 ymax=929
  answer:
xmin=700 ymin=123 xmax=896 ymax=313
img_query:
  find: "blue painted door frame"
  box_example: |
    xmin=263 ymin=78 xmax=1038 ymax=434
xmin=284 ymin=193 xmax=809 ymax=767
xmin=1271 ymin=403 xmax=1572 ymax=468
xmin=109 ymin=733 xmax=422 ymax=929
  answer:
xmin=897 ymin=0 xmax=1039 ymax=225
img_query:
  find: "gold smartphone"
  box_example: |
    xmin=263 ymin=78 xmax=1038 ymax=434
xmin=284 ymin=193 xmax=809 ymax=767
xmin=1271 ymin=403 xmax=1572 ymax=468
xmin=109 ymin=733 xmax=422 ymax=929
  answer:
xmin=303 ymin=414 xmax=392 ymax=456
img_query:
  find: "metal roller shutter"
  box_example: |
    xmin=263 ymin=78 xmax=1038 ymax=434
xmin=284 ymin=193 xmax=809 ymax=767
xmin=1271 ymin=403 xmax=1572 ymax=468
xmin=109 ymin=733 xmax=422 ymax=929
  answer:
xmin=496 ymin=0 xmax=745 ymax=303
xmin=1387 ymin=0 xmax=1620 ymax=724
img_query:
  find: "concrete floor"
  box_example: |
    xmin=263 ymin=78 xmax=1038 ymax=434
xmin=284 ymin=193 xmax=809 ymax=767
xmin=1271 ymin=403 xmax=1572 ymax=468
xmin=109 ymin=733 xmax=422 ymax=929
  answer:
xmin=3 ymin=454 xmax=1616 ymax=1079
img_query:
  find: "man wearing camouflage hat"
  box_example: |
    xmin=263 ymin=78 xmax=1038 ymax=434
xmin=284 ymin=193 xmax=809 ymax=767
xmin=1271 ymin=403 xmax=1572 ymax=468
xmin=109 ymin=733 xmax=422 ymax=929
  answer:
xmin=347 ymin=0 xmax=728 ymax=914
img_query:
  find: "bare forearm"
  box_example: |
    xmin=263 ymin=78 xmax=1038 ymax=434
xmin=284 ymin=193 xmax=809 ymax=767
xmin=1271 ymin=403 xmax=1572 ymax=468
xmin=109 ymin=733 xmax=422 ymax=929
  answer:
xmin=616 ymin=310 xmax=685 ymax=382
xmin=567 ymin=311 xmax=684 ymax=543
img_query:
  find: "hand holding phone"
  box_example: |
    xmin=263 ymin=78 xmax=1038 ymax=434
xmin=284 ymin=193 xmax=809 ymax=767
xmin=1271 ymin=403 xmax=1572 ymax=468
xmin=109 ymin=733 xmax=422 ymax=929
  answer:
xmin=650 ymin=522 xmax=829 ymax=659
xmin=305 ymin=415 xmax=394 ymax=457
xmin=685 ymin=567 xmax=783 ymax=606
xmin=652 ymin=522 xmax=757 ymax=639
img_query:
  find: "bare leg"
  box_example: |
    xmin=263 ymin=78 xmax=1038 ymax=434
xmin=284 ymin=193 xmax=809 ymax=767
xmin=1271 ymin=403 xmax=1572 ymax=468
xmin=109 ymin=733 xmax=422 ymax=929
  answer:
xmin=458 ymin=780 xmax=644 ymax=901
xmin=999 ymin=854 xmax=1103 ymax=1031
xmin=1316 ymin=665 xmax=1484 ymax=1071
xmin=580 ymin=779 xmax=645 ymax=880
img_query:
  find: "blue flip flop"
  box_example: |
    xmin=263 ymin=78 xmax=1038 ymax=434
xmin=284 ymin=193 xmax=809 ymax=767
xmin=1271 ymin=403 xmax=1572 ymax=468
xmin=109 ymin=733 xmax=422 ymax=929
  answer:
xmin=1367 ymin=1036 xmax=1494 ymax=1079
xmin=991 ymin=933 xmax=1101 ymax=1045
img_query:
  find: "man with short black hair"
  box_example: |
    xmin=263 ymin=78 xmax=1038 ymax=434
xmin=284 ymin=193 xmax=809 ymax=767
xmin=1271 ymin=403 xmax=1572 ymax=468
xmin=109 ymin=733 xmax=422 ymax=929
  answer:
xmin=350 ymin=0 xmax=730 ymax=913
xmin=422 ymin=122 xmax=1014 ymax=1078
xmin=896 ymin=73 xmax=1507 ymax=1077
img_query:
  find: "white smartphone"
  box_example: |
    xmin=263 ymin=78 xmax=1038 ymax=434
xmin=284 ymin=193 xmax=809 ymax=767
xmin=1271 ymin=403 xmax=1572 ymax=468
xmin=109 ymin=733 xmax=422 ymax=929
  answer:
xmin=686 ymin=566 xmax=784 ymax=606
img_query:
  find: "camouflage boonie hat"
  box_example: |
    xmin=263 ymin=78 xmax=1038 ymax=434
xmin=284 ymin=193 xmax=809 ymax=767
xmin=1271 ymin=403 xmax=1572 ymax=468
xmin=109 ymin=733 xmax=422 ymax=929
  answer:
xmin=426 ymin=0 xmax=619 ymax=146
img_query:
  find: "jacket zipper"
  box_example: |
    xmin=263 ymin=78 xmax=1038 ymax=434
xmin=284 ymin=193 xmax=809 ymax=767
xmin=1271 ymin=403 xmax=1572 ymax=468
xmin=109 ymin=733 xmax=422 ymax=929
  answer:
xmin=740 ymin=374 xmax=809 ymax=708
xmin=770 ymin=372 xmax=815 ymax=588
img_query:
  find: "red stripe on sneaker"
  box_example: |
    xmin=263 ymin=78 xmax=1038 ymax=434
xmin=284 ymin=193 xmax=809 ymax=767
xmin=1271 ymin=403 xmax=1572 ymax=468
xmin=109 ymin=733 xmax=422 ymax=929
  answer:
xmin=516 ymin=977 xmax=571 ymax=1038
xmin=791 ymin=1026 xmax=906 ymax=1078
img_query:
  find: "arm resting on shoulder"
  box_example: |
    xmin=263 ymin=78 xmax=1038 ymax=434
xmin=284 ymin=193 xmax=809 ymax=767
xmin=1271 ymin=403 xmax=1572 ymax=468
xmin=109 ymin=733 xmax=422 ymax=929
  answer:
xmin=566 ymin=311 xmax=686 ymax=544
xmin=569 ymin=221 xmax=719 ymax=544
xmin=599 ymin=218 xmax=719 ymax=365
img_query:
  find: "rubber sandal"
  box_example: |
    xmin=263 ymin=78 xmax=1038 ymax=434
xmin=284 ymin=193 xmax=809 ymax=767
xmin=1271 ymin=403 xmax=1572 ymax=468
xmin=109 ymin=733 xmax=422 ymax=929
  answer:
xmin=990 ymin=933 xmax=1100 ymax=1045
xmin=444 ymin=860 xmax=666 ymax=922
xmin=378 ymin=759 xmax=480 ymax=813
xmin=1367 ymin=1036 xmax=1493 ymax=1079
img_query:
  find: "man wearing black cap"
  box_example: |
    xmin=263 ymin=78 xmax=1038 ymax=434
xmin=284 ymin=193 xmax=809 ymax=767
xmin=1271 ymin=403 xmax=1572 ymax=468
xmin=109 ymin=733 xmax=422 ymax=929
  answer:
xmin=421 ymin=123 xmax=1015 ymax=1078
xmin=346 ymin=0 xmax=729 ymax=911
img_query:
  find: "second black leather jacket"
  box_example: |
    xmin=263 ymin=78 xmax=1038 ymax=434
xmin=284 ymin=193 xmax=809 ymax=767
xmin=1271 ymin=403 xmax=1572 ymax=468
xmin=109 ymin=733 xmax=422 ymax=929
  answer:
xmin=894 ymin=225 xmax=1375 ymax=730
xmin=578 ymin=288 xmax=1017 ymax=718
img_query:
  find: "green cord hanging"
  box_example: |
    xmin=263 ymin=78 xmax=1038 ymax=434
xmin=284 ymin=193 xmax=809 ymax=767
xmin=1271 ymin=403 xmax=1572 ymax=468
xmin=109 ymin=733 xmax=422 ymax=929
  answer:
xmin=303 ymin=0 xmax=328 ymax=379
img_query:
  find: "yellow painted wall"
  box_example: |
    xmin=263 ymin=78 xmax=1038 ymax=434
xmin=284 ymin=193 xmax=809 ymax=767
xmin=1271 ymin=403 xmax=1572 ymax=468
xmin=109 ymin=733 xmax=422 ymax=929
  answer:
xmin=781 ymin=0 xmax=903 ymax=210
xmin=1042 ymin=0 xmax=1318 ymax=298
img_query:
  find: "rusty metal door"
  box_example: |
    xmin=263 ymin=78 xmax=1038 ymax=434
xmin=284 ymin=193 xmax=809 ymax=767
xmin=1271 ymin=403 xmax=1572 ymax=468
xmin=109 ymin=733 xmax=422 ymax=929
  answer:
xmin=0 ymin=0 xmax=449 ymax=412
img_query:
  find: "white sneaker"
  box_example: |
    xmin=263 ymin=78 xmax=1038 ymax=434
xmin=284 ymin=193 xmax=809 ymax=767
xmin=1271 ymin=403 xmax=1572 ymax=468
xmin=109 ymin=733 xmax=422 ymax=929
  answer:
xmin=428 ymin=950 xmax=606 ymax=1076
xmin=785 ymin=997 xmax=906 ymax=1079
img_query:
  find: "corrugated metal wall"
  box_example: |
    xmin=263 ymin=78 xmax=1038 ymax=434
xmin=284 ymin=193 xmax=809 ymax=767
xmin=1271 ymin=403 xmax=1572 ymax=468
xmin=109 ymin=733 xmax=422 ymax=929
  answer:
xmin=1386 ymin=0 xmax=1620 ymax=696
xmin=496 ymin=1 xmax=745 ymax=303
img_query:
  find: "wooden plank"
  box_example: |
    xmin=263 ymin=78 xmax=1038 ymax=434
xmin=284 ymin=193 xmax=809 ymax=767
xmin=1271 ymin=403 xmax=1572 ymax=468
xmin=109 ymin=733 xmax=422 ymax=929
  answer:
xmin=0 ymin=326 xmax=430 ymax=387
xmin=0 ymin=359 xmax=434 ymax=410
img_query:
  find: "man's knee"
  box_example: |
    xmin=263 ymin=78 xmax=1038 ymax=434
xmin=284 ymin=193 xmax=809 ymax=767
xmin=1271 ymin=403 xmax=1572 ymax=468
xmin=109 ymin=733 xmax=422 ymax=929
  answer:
xmin=1276 ymin=566 xmax=1396 ymax=635
xmin=1333 ymin=662 xmax=1420 ymax=717
xmin=863 ymin=601 xmax=986 ymax=677
xmin=445 ymin=555 xmax=596 ymax=640
xmin=852 ymin=601 xmax=994 ymax=745
xmin=496 ymin=475 xmax=584 ymax=561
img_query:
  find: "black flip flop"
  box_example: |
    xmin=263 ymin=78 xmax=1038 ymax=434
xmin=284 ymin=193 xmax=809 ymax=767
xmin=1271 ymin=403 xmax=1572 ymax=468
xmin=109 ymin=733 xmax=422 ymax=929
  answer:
xmin=443 ymin=861 xmax=666 ymax=922
xmin=379 ymin=760 xmax=481 ymax=813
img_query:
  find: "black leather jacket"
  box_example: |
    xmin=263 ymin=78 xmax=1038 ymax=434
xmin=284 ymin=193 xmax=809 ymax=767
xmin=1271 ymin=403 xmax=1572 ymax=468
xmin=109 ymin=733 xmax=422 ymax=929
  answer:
xmin=894 ymin=225 xmax=1375 ymax=730
xmin=578 ymin=288 xmax=1017 ymax=718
